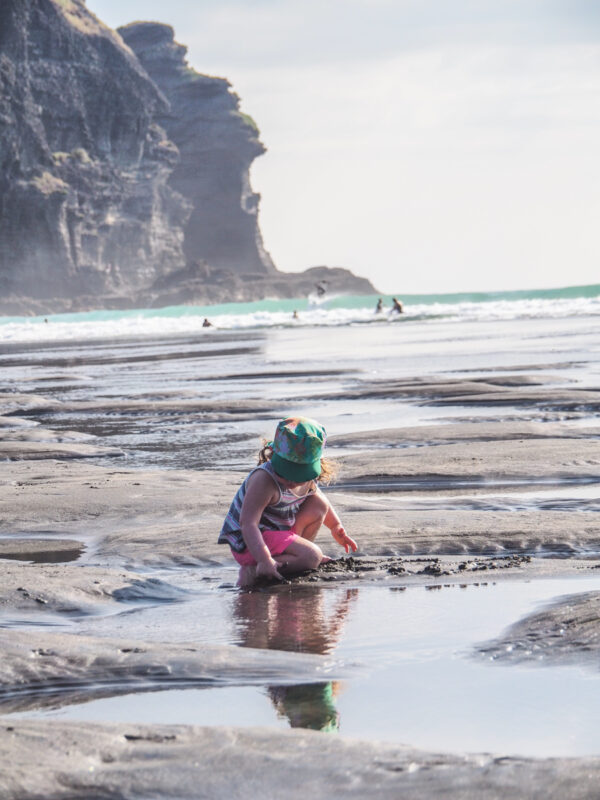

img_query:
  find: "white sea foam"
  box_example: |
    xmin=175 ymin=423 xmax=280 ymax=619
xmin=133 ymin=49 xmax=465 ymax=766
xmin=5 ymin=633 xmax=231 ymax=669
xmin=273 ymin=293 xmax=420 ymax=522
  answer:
xmin=0 ymin=293 xmax=598 ymax=345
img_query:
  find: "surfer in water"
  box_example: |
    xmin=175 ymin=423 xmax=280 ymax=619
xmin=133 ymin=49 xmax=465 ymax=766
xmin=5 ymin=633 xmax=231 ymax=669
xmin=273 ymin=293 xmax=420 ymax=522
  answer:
xmin=315 ymin=280 xmax=328 ymax=297
xmin=391 ymin=297 xmax=404 ymax=314
xmin=375 ymin=298 xmax=383 ymax=314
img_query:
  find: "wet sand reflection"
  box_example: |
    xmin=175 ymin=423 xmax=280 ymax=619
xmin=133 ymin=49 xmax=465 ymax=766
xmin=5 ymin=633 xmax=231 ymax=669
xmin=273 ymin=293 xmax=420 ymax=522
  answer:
xmin=233 ymin=587 xmax=357 ymax=732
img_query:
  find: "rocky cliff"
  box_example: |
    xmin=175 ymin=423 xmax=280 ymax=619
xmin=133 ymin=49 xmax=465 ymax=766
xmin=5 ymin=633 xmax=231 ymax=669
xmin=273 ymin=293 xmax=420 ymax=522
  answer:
xmin=0 ymin=0 xmax=190 ymax=308
xmin=118 ymin=22 xmax=275 ymax=280
xmin=0 ymin=1 xmax=376 ymax=315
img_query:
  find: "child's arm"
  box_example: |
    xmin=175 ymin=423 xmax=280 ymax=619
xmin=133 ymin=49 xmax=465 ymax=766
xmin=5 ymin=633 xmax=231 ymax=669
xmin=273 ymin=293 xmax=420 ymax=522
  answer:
xmin=318 ymin=488 xmax=358 ymax=553
xmin=239 ymin=471 xmax=284 ymax=581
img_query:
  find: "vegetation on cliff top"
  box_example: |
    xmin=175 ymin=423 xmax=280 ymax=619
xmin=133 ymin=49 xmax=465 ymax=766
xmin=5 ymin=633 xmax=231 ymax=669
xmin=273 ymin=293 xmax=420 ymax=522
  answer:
xmin=237 ymin=112 xmax=260 ymax=135
xmin=53 ymin=0 xmax=107 ymax=36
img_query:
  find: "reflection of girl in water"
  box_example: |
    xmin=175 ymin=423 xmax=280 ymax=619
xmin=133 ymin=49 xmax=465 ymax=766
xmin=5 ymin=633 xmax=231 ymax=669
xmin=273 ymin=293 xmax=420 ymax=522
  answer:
xmin=269 ymin=683 xmax=340 ymax=732
xmin=233 ymin=587 xmax=357 ymax=732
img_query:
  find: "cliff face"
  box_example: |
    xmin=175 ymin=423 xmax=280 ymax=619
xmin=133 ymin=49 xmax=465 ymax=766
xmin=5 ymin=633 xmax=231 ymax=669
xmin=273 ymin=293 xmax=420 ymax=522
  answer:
xmin=0 ymin=0 xmax=190 ymax=301
xmin=0 ymin=2 xmax=376 ymax=314
xmin=118 ymin=22 xmax=275 ymax=278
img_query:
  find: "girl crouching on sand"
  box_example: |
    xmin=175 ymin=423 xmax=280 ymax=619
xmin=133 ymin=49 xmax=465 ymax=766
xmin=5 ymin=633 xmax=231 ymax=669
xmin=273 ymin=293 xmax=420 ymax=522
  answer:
xmin=218 ymin=416 xmax=357 ymax=587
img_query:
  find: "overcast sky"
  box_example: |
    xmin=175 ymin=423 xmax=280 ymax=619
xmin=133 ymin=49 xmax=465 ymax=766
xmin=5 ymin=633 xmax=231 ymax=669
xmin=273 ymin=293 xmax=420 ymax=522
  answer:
xmin=89 ymin=0 xmax=600 ymax=294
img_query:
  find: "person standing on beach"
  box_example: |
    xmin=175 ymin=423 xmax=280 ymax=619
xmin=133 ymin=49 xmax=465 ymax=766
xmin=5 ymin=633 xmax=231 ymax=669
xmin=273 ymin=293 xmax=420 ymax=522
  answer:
xmin=218 ymin=417 xmax=357 ymax=587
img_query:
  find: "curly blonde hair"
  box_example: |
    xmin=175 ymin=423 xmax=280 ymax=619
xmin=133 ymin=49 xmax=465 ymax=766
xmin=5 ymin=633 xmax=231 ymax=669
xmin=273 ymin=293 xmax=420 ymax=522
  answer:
xmin=257 ymin=439 xmax=338 ymax=485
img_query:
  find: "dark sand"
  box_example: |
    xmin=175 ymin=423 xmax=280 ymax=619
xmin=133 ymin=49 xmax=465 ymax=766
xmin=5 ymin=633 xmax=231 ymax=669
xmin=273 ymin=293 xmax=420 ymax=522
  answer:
xmin=1 ymin=365 xmax=600 ymax=797
xmin=476 ymin=589 xmax=600 ymax=669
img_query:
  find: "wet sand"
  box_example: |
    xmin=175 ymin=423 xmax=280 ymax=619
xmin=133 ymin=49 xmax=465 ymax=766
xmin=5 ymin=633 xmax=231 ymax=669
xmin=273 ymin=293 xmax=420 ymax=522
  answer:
xmin=477 ymin=589 xmax=600 ymax=669
xmin=4 ymin=720 xmax=600 ymax=800
xmin=1 ymin=335 xmax=600 ymax=797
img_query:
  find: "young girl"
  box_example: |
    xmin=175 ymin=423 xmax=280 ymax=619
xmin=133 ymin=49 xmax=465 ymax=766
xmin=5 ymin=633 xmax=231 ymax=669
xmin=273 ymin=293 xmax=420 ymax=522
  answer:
xmin=218 ymin=416 xmax=357 ymax=586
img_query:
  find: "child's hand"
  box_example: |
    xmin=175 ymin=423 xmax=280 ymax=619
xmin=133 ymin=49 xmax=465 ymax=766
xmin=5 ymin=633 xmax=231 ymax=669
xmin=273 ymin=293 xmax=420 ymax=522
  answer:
xmin=330 ymin=523 xmax=358 ymax=553
xmin=256 ymin=557 xmax=284 ymax=582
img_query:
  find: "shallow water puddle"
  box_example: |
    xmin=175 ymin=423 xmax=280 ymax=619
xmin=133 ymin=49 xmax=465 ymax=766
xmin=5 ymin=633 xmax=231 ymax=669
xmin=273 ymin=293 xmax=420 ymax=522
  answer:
xmin=13 ymin=575 xmax=600 ymax=757
xmin=331 ymin=476 xmax=600 ymax=493
xmin=0 ymin=547 xmax=84 ymax=564
xmin=0 ymin=537 xmax=84 ymax=564
xmin=367 ymin=482 xmax=600 ymax=512
xmin=0 ymin=612 xmax=77 ymax=629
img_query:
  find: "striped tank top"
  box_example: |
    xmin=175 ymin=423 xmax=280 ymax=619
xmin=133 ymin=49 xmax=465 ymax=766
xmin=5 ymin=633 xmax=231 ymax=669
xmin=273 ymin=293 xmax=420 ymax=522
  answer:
xmin=218 ymin=460 xmax=315 ymax=553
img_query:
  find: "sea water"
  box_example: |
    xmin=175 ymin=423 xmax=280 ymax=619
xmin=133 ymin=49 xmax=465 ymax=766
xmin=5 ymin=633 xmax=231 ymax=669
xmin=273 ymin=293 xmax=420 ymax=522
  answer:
xmin=0 ymin=283 xmax=599 ymax=344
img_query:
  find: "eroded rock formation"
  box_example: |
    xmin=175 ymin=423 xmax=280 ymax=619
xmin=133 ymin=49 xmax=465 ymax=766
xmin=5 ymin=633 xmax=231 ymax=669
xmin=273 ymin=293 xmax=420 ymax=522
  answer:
xmin=0 ymin=1 xmax=376 ymax=314
xmin=0 ymin=0 xmax=190 ymax=305
xmin=119 ymin=22 xmax=275 ymax=279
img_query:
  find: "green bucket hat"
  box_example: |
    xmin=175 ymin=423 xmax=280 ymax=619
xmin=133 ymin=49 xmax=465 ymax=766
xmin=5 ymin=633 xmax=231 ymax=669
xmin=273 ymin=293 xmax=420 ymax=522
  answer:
xmin=271 ymin=416 xmax=327 ymax=482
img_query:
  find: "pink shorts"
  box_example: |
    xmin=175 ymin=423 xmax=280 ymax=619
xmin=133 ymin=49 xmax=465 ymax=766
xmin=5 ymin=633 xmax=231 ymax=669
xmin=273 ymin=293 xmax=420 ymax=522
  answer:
xmin=231 ymin=529 xmax=298 ymax=566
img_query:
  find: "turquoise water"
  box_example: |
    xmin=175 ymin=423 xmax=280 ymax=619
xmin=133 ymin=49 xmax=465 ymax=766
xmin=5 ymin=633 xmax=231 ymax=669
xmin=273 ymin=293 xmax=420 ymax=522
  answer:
xmin=397 ymin=282 xmax=600 ymax=304
xmin=0 ymin=282 xmax=599 ymax=337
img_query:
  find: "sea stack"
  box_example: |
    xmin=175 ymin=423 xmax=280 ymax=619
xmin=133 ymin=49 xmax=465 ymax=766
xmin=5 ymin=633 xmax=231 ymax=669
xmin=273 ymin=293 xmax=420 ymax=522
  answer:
xmin=118 ymin=22 xmax=275 ymax=280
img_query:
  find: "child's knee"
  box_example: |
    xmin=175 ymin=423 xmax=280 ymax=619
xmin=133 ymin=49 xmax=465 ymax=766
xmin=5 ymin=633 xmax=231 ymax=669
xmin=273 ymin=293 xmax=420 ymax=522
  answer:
xmin=306 ymin=542 xmax=324 ymax=569
xmin=292 ymin=540 xmax=323 ymax=570
xmin=304 ymin=493 xmax=328 ymax=520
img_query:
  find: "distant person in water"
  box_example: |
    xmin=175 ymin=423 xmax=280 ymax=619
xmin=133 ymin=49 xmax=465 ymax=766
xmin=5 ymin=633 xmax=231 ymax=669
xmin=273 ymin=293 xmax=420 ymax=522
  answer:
xmin=391 ymin=297 xmax=404 ymax=314
xmin=202 ymin=318 xmax=213 ymax=327
xmin=375 ymin=298 xmax=383 ymax=314
xmin=292 ymin=310 xmax=299 ymax=320
xmin=315 ymin=280 xmax=328 ymax=297
xmin=218 ymin=416 xmax=357 ymax=588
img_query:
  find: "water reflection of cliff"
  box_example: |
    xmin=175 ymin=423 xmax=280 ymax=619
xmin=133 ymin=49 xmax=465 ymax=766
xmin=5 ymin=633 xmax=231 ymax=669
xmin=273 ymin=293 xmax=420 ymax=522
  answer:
xmin=233 ymin=587 xmax=357 ymax=733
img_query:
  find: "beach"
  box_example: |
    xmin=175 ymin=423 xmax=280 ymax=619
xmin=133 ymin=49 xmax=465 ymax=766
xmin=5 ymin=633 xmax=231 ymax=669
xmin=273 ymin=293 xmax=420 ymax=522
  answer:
xmin=1 ymin=293 xmax=600 ymax=797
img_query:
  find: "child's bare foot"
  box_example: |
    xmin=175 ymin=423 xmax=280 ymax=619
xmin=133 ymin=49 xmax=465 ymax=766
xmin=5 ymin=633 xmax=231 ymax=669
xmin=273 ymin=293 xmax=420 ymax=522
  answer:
xmin=237 ymin=564 xmax=257 ymax=588
xmin=320 ymin=555 xmax=333 ymax=564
